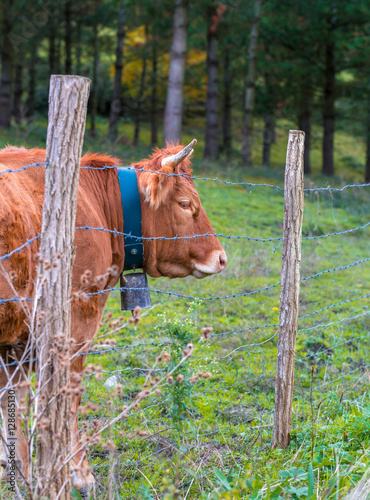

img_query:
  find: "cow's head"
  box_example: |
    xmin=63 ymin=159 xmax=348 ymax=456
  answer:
xmin=135 ymin=140 xmax=227 ymax=279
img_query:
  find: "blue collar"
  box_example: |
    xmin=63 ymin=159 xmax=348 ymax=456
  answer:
xmin=117 ymin=167 xmax=144 ymax=271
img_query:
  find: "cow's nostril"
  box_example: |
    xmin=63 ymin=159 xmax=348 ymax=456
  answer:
xmin=219 ymin=252 xmax=227 ymax=270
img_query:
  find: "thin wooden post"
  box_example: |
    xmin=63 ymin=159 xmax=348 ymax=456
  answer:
xmin=272 ymin=130 xmax=305 ymax=449
xmin=35 ymin=75 xmax=90 ymax=499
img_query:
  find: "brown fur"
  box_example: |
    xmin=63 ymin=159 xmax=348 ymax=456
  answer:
xmin=0 ymin=144 xmax=225 ymax=489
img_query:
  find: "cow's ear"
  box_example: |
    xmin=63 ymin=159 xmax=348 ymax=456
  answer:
xmin=139 ymin=164 xmax=176 ymax=209
xmin=139 ymin=139 xmax=197 ymax=209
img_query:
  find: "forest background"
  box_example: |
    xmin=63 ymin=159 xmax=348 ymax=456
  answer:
xmin=0 ymin=0 xmax=369 ymax=182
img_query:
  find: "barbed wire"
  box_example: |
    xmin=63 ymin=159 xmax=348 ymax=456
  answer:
xmin=2 ymin=161 xmax=368 ymax=195
xmin=0 ymin=153 xmax=370 ymax=498
xmin=300 ymin=257 xmax=369 ymax=282
xmin=79 ymin=311 xmax=369 ymax=435
xmin=0 ymin=296 xmax=32 ymax=305
xmin=1 ymin=220 xmax=368 ymax=267
xmin=0 ymin=159 xmax=368 ymax=269
xmin=85 ymin=256 xmax=368 ymax=302
xmin=80 ymin=294 xmax=369 ymax=358
xmin=0 ymin=158 xmax=369 ymax=495
xmin=302 ymin=222 xmax=370 ymax=240
xmin=94 ymin=281 xmax=272 ymax=301
xmin=0 ymin=221 xmax=367 ymax=272
xmin=1 ymin=289 xmax=368 ymax=494
xmin=218 ymin=311 xmax=370 ymax=363
xmin=0 ymin=235 xmax=40 ymax=262
xmin=296 ymin=314 xmax=370 ymax=363
xmin=75 ymin=220 xmax=369 ymax=243
xmin=305 ymin=182 xmax=370 ymax=193
xmin=0 ymin=294 xmax=367 ymax=372
xmin=298 ymin=293 xmax=369 ymax=322
xmin=81 ymin=164 xmax=370 ymax=193
xmin=76 ymin=225 xmax=281 ymax=243
xmin=0 ymin=162 xmax=46 ymax=175
xmin=0 ymin=256 xmax=367 ymax=309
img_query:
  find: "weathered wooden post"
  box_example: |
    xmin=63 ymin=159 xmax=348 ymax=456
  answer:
xmin=272 ymin=130 xmax=305 ymax=449
xmin=35 ymin=75 xmax=90 ymax=499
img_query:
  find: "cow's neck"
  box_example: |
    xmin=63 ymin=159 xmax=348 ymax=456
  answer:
xmin=80 ymin=167 xmax=125 ymax=271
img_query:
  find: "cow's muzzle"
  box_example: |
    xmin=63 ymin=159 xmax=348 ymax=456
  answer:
xmin=192 ymin=250 xmax=227 ymax=279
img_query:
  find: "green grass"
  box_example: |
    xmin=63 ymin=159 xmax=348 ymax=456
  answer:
xmin=83 ymin=119 xmax=368 ymax=499
xmin=0 ymin=118 xmax=369 ymax=499
xmin=81 ymin=179 xmax=368 ymax=500
xmin=0 ymin=111 xmax=367 ymax=183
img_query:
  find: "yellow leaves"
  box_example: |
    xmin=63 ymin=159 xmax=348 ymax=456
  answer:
xmin=122 ymin=59 xmax=145 ymax=92
xmin=109 ymin=25 xmax=208 ymax=102
xmin=187 ymin=49 xmax=206 ymax=66
xmin=125 ymin=25 xmax=146 ymax=47
xmin=184 ymin=49 xmax=207 ymax=100
xmin=109 ymin=25 xmax=148 ymax=85
xmin=184 ymin=74 xmax=207 ymax=101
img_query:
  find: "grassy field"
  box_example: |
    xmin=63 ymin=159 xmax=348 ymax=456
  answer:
xmin=0 ymin=119 xmax=369 ymax=499
xmin=0 ymin=111 xmax=367 ymax=182
xmin=83 ymin=173 xmax=369 ymax=500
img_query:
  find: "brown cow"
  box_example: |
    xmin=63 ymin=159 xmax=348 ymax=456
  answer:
xmin=0 ymin=141 xmax=226 ymax=494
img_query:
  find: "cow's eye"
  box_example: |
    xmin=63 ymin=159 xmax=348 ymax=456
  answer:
xmin=179 ymin=201 xmax=191 ymax=210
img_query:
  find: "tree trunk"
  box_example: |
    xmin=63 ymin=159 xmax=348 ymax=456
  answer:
xmin=35 ymin=75 xmax=90 ymax=500
xmin=76 ymin=20 xmax=82 ymax=75
xmin=150 ymin=29 xmax=158 ymax=146
xmin=322 ymin=37 xmax=335 ymax=176
xmin=90 ymin=22 xmax=99 ymax=137
xmin=271 ymin=119 xmax=276 ymax=143
xmin=13 ymin=59 xmax=23 ymax=125
xmin=49 ymin=27 xmax=57 ymax=76
xmin=65 ymin=1 xmax=72 ymax=74
xmin=26 ymin=48 xmax=37 ymax=122
xmin=56 ymin=39 xmax=61 ymax=73
xmin=242 ymin=0 xmax=262 ymax=165
xmin=133 ymin=26 xmax=148 ymax=146
xmin=49 ymin=5 xmax=60 ymax=75
xmin=366 ymin=79 xmax=370 ymax=183
xmin=263 ymin=113 xmax=273 ymax=166
xmin=109 ymin=1 xmax=125 ymax=141
xmin=0 ymin=0 xmax=13 ymax=129
xmin=262 ymin=71 xmax=274 ymax=167
xmin=163 ymin=0 xmax=189 ymax=145
xmin=223 ymin=47 xmax=232 ymax=163
xmin=204 ymin=7 xmax=219 ymax=160
xmin=298 ymin=107 xmax=311 ymax=175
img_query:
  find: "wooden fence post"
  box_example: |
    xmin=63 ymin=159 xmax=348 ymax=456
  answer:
xmin=272 ymin=130 xmax=305 ymax=449
xmin=35 ymin=75 xmax=90 ymax=499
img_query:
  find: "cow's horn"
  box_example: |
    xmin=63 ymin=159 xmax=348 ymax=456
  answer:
xmin=161 ymin=139 xmax=197 ymax=168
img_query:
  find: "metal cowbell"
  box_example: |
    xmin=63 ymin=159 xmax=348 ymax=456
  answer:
xmin=120 ymin=272 xmax=151 ymax=311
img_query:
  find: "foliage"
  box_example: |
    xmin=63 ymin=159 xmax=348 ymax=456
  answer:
xmin=0 ymin=116 xmax=369 ymax=499
xmin=0 ymin=0 xmax=369 ymax=174
xmin=158 ymin=304 xmax=199 ymax=432
xmin=53 ymin=119 xmax=369 ymax=499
